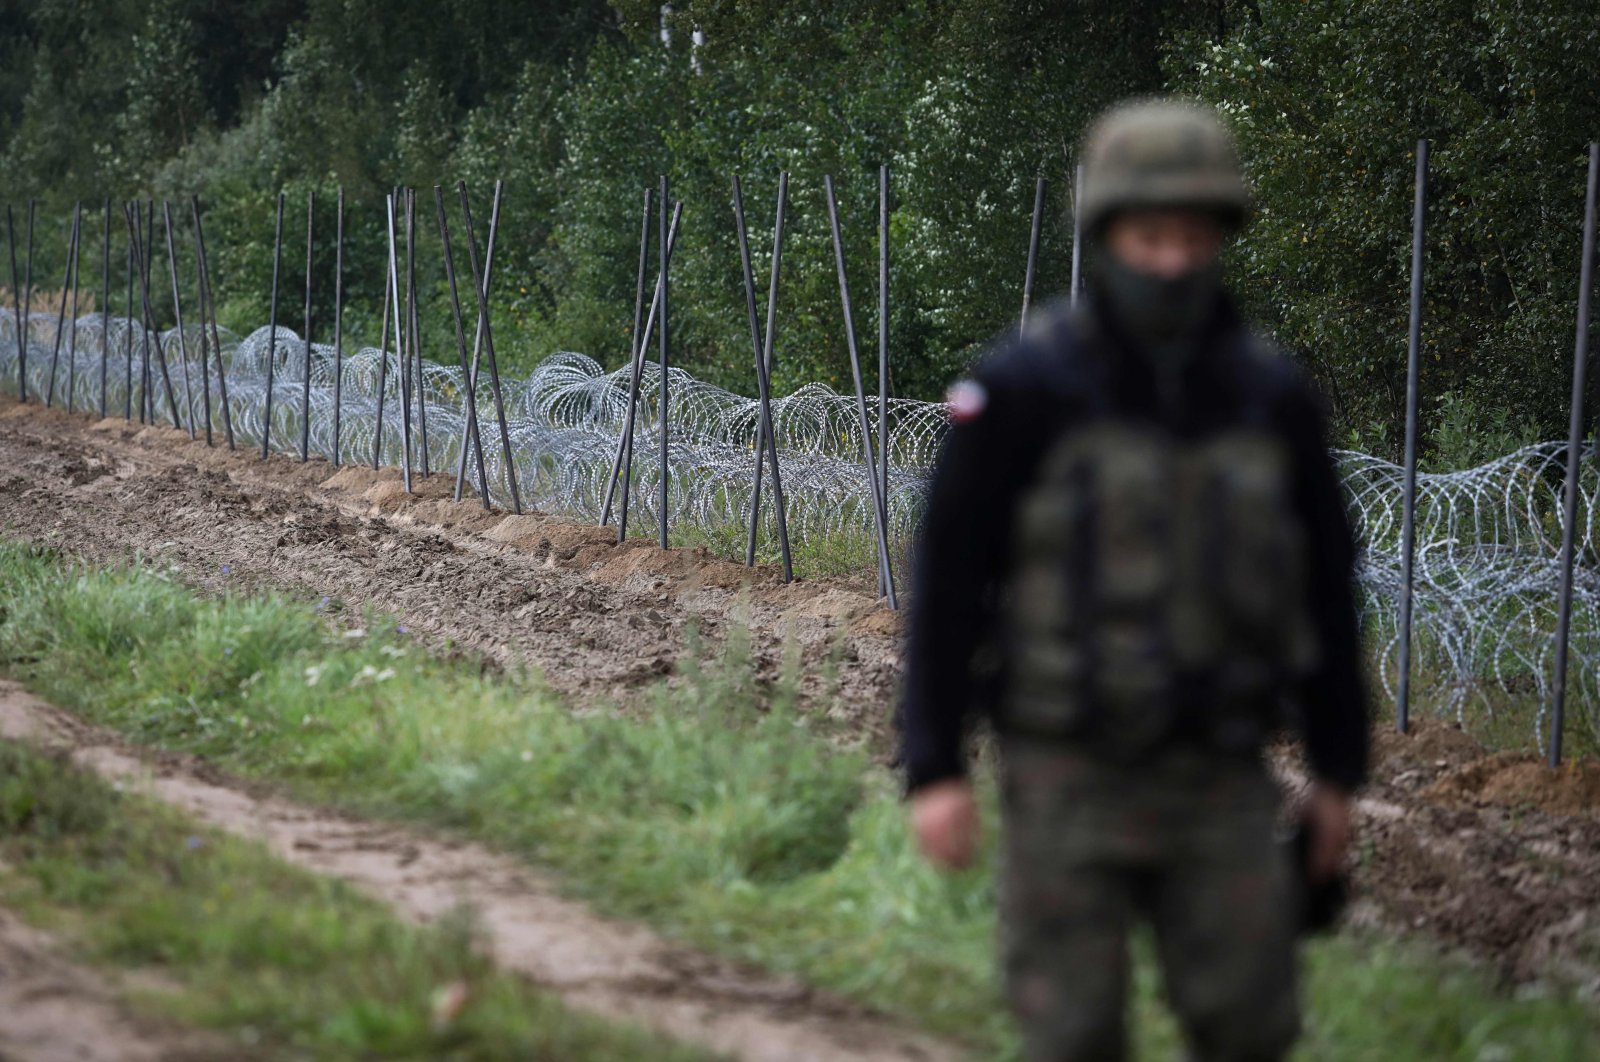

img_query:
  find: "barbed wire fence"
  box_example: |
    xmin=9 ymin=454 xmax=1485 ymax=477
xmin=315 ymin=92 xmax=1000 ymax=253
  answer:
xmin=1 ymin=309 xmax=1596 ymax=749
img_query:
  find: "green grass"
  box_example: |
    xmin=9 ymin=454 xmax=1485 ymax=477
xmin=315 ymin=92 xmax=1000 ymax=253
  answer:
xmin=0 ymin=539 xmax=1597 ymax=1058
xmin=0 ymin=737 xmax=709 ymax=1061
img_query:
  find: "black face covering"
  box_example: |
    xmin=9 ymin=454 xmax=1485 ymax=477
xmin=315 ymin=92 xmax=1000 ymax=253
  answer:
xmin=1094 ymin=250 xmax=1222 ymax=350
xmin=1090 ymin=248 xmax=1223 ymax=410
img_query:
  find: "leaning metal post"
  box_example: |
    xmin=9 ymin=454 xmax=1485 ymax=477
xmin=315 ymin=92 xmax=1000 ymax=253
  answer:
xmin=385 ymin=192 xmax=412 ymax=492
xmin=407 ymin=188 xmax=430 ymax=477
xmin=457 ymin=183 xmax=522 ymax=515
xmin=878 ymin=163 xmax=892 ymax=597
xmin=45 ymin=204 xmax=79 ymax=407
xmin=733 ymin=174 xmax=794 ymax=581
xmin=606 ymin=199 xmax=682 ymax=533
xmin=1396 ymin=139 xmax=1429 ymax=733
xmin=618 ymin=200 xmax=683 ymax=543
xmin=160 ymin=201 xmax=197 ymax=440
xmin=300 ymin=189 xmax=315 ymax=462
xmin=6 ymin=206 xmax=23 ymax=401
xmin=732 ymin=176 xmax=766 ymax=558
xmin=434 ymin=184 xmax=491 ymax=511
xmin=130 ymin=201 xmax=180 ymax=426
xmin=373 ymin=224 xmax=391 ymax=468
xmin=143 ymin=199 xmax=158 ymax=420
xmin=184 ymin=206 xmax=213 ymax=446
xmin=128 ymin=203 xmax=151 ymax=423
xmin=1022 ymin=175 xmax=1046 ymax=331
xmin=191 ymin=196 xmax=234 ymax=448
xmin=98 ymin=199 xmax=111 ymax=418
xmin=1549 ymin=141 xmax=1599 ymax=768
xmin=453 ymin=180 xmax=504 ymax=503
xmin=743 ymin=184 xmax=772 ymax=559
xmin=63 ymin=203 xmax=83 ymax=413
xmin=658 ymin=174 xmax=670 ymax=549
xmin=262 ymin=192 xmax=285 ymax=458
xmin=759 ymin=173 xmax=794 ymax=579
xmin=398 ymin=191 xmax=414 ymax=476
xmin=122 ymin=210 xmax=134 ymax=420
xmin=69 ymin=207 xmax=86 ymax=411
xmin=600 ymin=187 xmax=653 ymax=529
xmin=332 ymin=188 xmax=345 ymax=466
xmin=1070 ymin=163 xmax=1084 ymax=307
xmin=825 ymin=174 xmax=898 ymax=609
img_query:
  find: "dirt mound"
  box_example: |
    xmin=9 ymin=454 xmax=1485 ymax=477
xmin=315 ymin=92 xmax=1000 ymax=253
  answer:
xmin=1423 ymin=752 xmax=1600 ymax=816
xmin=1370 ymin=720 xmax=1489 ymax=794
xmin=0 ymin=393 xmax=904 ymax=737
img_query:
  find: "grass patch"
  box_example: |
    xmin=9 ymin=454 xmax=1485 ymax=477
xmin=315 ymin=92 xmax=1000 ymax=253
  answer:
xmin=1 ymin=540 xmax=1597 ymax=1058
xmin=0 ymin=738 xmax=708 ymax=1060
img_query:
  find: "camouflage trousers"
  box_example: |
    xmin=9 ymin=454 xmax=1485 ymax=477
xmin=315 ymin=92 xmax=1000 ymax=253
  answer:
xmin=998 ymin=738 xmax=1299 ymax=1062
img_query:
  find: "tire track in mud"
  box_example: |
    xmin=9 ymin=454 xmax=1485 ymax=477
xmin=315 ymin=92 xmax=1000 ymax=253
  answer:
xmin=0 ymin=682 xmax=959 ymax=1062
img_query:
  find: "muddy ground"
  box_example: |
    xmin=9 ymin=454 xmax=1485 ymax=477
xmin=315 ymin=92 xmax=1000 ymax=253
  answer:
xmin=2 ymin=394 xmax=1600 ymax=1009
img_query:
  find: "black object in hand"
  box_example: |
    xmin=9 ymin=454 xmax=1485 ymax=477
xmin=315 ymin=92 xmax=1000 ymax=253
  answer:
xmin=1287 ymin=817 xmax=1350 ymax=935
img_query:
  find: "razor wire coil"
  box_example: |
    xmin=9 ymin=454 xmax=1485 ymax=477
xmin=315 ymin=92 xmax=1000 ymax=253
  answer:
xmin=2 ymin=308 xmax=1595 ymax=748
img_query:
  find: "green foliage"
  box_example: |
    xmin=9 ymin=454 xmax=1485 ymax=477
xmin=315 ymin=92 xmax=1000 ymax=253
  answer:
xmin=1168 ymin=0 xmax=1600 ymax=449
xmin=1425 ymin=388 xmax=1543 ymax=471
xmin=1 ymin=0 xmax=1595 ymax=426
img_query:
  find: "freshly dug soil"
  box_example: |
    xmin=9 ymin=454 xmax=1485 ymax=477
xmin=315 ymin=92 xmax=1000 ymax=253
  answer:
xmin=0 ymin=397 xmax=903 ymax=741
xmin=1332 ymin=721 xmax=1600 ymax=988
xmin=1423 ymin=752 xmax=1600 ymax=816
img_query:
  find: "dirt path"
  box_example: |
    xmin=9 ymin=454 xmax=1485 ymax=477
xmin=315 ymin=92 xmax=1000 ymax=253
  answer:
xmin=0 ymin=396 xmax=902 ymax=740
xmin=0 ymin=680 xmax=958 ymax=1062
xmin=0 ymin=906 xmax=224 ymax=1062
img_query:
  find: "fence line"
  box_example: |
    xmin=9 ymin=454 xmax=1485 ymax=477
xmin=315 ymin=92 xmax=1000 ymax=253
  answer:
xmin=2 ymin=310 xmax=1596 ymax=747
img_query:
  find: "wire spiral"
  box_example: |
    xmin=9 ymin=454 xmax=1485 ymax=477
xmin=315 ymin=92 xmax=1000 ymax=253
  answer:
xmin=2 ymin=308 xmax=1595 ymax=746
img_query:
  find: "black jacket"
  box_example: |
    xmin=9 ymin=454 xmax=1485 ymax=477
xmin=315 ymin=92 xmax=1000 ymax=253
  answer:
xmin=898 ymin=293 xmax=1369 ymax=794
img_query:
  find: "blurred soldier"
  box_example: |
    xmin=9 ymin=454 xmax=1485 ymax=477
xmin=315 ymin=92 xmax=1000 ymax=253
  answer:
xmin=898 ymin=98 xmax=1368 ymax=1061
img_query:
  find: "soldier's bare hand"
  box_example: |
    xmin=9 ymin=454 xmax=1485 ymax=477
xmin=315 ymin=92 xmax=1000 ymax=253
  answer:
xmin=911 ymin=779 xmax=979 ymax=870
xmin=1304 ymin=782 xmax=1354 ymax=883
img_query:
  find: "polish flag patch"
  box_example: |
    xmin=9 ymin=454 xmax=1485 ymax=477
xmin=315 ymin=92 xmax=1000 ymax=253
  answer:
xmin=945 ymin=380 xmax=988 ymax=424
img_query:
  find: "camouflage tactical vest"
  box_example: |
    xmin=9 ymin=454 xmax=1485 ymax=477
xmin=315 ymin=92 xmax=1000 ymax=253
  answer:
xmin=1000 ymin=414 xmax=1320 ymax=761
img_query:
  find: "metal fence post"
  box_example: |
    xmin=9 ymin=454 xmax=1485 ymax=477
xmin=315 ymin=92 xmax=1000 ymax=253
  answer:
xmin=1549 ymin=142 xmax=1599 ymax=768
xmin=825 ymin=174 xmax=898 ymax=608
xmin=160 ymin=201 xmax=197 ymax=439
xmin=1022 ymin=175 xmax=1045 ymax=330
xmin=658 ymin=174 xmax=670 ymax=549
xmin=1396 ymin=139 xmax=1430 ymax=733
xmin=262 ymin=192 xmax=285 ymax=457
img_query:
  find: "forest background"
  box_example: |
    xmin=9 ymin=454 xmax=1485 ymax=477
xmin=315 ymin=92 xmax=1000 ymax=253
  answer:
xmin=1 ymin=0 xmax=1597 ymax=465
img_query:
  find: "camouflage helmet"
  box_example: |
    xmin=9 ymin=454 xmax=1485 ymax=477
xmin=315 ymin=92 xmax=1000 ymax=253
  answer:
xmin=1077 ymin=97 xmax=1251 ymax=235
